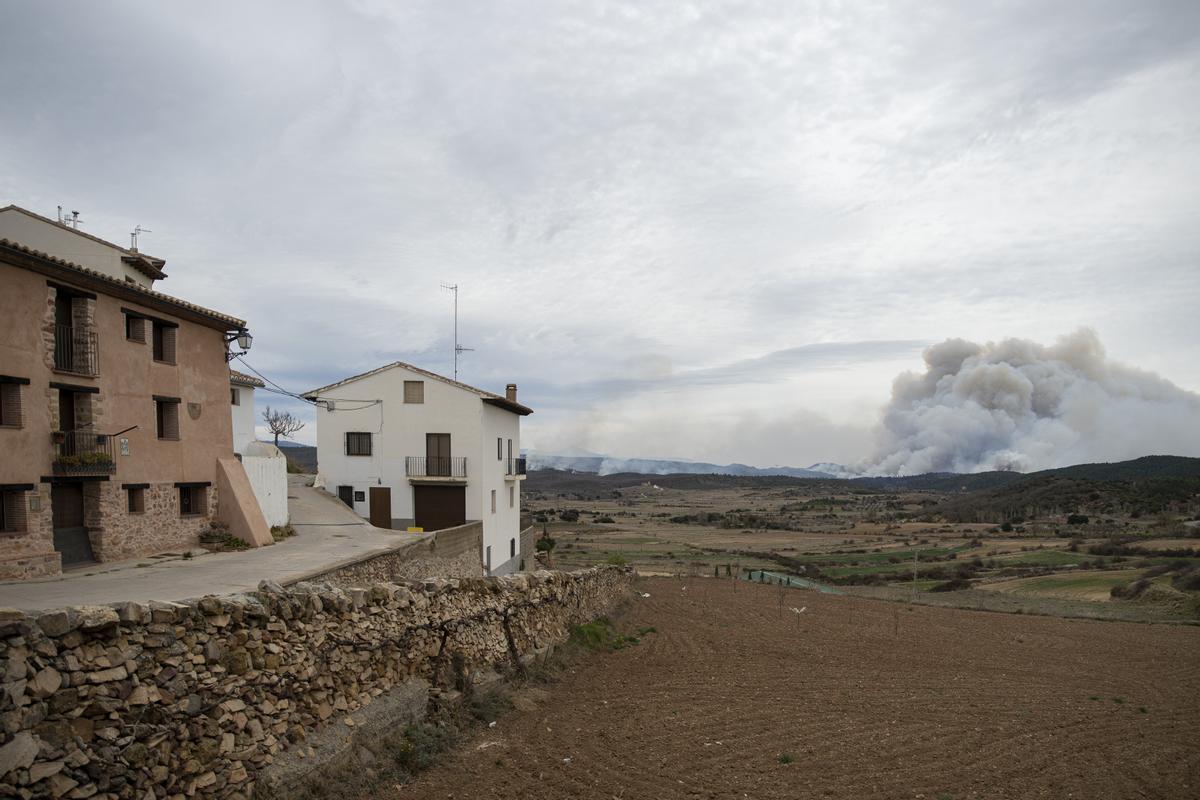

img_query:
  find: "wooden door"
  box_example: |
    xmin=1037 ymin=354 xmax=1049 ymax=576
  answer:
xmin=51 ymin=483 xmax=95 ymax=566
xmin=337 ymin=485 xmax=354 ymax=507
xmin=413 ymin=485 xmax=466 ymax=531
xmin=426 ymin=433 xmax=451 ymax=476
xmin=369 ymin=486 xmax=392 ymax=529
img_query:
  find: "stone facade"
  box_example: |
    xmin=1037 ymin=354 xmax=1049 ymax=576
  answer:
xmin=87 ymin=483 xmax=218 ymax=563
xmin=0 ymin=487 xmax=59 ymax=581
xmin=0 ymin=566 xmax=632 ymax=799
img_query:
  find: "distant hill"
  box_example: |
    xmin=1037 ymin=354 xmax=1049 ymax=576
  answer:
xmin=929 ymin=456 xmax=1200 ymax=522
xmin=525 ymin=455 xmax=1200 ymax=505
xmin=527 ymin=454 xmax=833 ymax=479
xmin=272 ymin=441 xmax=317 ymax=472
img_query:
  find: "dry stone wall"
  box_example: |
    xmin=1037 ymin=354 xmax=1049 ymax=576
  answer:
xmin=0 ymin=566 xmax=632 ymax=799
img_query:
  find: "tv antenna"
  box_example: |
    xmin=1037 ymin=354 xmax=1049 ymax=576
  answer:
xmin=57 ymin=206 xmax=83 ymax=229
xmin=441 ymin=283 xmax=473 ymax=380
xmin=130 ymin=225 xmax=152 ymax=251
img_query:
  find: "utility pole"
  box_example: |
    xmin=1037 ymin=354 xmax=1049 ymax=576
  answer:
xmin=440 ymin=283 xmax=473 ymax=380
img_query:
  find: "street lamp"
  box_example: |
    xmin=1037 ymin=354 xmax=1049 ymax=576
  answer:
xmin=225 ymin=328 xmax=253 ymax=362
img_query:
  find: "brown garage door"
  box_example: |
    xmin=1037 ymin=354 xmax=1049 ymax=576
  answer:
xmin=413 ymin=485 xmax=466 ymax=531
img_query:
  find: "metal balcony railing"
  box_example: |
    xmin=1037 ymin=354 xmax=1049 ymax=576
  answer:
xmin=53 ymin=430 xmax=116 ymax=475
xmin=54 ymin=325 xmax=99 ymax=376
xmin=506 ymin=457 xmax=527 ymax=476
xmin=405 ymin=456 xmax=468 ymax=479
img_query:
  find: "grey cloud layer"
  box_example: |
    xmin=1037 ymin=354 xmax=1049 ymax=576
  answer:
xmin=1 ymin=1 xmax=1197 ymax=465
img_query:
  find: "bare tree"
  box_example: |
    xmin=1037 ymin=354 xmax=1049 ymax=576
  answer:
xmin=262 ymin=406 xmax=305 ymax=447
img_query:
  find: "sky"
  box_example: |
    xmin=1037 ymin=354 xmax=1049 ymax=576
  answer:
xmin=2 ymin=1 xmax=1198 ymax=468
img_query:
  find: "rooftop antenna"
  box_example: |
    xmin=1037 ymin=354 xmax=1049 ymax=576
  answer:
xmin=130 ymin=225 xmax=152 ymax=251
xmin=440 ymin=283 xmax=473 ymax=380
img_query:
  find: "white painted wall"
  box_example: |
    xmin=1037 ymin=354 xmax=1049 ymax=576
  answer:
xmin=230 ymin=384 xmax=257 ymax=455
xmin=241 ymin=442 xmax=289 ymax=528
xmin=0 ymin=208 xmax=158 ymax=287
xmin=482 ymin=403 xmax=523 ymax=574
xmin=311 ymin=364 xmax=524 ymax=574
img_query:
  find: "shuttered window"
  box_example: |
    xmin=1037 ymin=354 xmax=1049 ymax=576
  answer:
xmin=345 ymin=432 xmax=372 ymax=456
xmin=153 ymin=322 xmax=177 ymax=364
xmin=491 ymin=489 xmax=496 ymax=513
xmin=1 ymin=490 xmax=27 ymax=533
xmin=0 ymin=383 xmax=23 ymax=428
xmin=179 ymin=486 xmax=207 ymax=516
xmin=156 ymin=398 xmax=181 ymax=440
xmin=403 ymin=381 xmax=424 ymax=404
xmin=127 ymin=487 xmax=145 ymax=513
xmin=509 ymin=485 xmax=514 ymax=508
xmin=125 ymin=315 xmax=146 ymax=343
xmin=230 ymin=387 xmax=240 ymax=406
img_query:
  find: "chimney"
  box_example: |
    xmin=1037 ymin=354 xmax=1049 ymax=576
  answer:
xmin=505 ymin=383 xmax=517 ymax=402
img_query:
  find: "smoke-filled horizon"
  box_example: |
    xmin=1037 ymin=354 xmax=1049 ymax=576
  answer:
xmin=859 ymin=329 xmax=1200 ymax=476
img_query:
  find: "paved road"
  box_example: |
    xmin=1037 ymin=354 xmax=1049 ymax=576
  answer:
xmin=0 ymin=476 xmax=426 ymax=611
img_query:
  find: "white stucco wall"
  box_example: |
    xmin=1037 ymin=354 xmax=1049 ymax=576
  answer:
xmin=241 ymin=442 xmax=289 ymax=528
xmin=0 ymin=208 xmax=158 ymax=287
xmin=311 ymin=364 xmax=524 ymax=574
xmin=230 ymin=384 xmax=257 ymax=455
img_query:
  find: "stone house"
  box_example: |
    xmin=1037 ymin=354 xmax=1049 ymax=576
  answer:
xmin=0 ymin=207 xmax=271 ymax=580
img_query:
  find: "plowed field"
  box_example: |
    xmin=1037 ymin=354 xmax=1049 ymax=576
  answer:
xmin=387 ymin=576 xmax=1200 ymax=799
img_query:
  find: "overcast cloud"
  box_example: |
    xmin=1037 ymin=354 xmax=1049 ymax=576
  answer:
xmin=2 ymin=1 xmax=1198 ymax=468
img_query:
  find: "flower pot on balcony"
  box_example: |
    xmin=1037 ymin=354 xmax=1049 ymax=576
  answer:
xmin=51 ymin=431 xmax=66 ymax=445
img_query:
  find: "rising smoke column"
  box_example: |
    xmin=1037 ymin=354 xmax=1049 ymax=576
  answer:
xmin=863 ymin=329 xmax=1200 ymax=475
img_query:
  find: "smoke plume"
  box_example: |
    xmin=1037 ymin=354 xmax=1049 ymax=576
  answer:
xmin=863 ymin=329 xmax=1200 ymax=475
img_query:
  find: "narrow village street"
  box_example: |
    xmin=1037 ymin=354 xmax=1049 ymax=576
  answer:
xmin=0 ymin=476 xmax=424 ymax=610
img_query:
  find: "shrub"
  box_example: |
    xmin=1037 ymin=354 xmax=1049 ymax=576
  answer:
xmin=595 ymin=516 xmax=615 ymax=524
xmin=535 ymin=536 xmax=556 ymax=553
xmin=1067 ymin=514 xmax=1090 ymax=525
xmin=559 ymin=510 xmax=580 ymax=522
xmin=604 ymin=554 xmax=627 ymax=566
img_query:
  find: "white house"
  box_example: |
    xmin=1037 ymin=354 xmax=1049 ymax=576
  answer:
xmin=229 ymin=369 xmax=263 ymax=456
xmin=303 ymin=362 xmax=531 ymax=575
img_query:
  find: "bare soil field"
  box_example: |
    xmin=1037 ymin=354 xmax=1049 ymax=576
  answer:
xmin=384 ymin=577 xmax=1200 ymax=800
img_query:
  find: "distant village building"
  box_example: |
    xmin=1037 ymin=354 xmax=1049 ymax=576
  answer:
xmin=229 ymin=369 xmax=264 ymax=456
xmin=0 ymin=205 xmax=271 ymax=580
xmin=303 ymin=362 xmax=531 ymax=574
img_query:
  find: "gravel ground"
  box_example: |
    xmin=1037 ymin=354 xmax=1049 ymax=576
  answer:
xmin=383 ymin=575 xmax=1200 ymax=800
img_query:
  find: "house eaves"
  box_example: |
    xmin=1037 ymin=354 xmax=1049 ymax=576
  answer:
xmin=0 ymin=238 xmax=245 ymax=332
xmin=0 ymin=205 xmax=168 ymax=280
xmin=304 ymin=360 xmax=533 ymax=415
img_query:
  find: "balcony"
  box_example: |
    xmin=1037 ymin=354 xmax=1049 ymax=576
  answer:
xmin=405 ymin=456 xmax=468 ymax=483
xmin=54 ymin=325 xmax=99 ymax=376
xmin=505 ymin=457 xmax=527 ymax=480
xmin=53 ymin=430 xmax=116 ymax=475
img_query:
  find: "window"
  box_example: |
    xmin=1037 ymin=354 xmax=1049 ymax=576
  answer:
xmin=497 ymin=437 xmax=502 ymax=460
xmin=403 ymin=381 xmax=424 ymax=404
xmin=126 ymin=487 xmax=145 ymax=514
xmin=490 ymin=489 xmax=496 ymax=513
xmin=230 ymin=387 xmax=240 ymax=406
xmin=485 ymin=545 xmax=492 ymax=571
xmin=152 ymin=322 xmax=177 ymax=364
xmin=510 ymin=538 xmax=516 ymax=558
xmin=0 ymin=378 xmax=25 ymax=428
xmin=346 ymin=432 xmax=372 ymax=456
xmin=155 ymin=398 xmax=180 ymax=440
xmin=125 ymin=315 xmax=146 ymax=343
xmin=509 ymin=485 xmax=514 ymax=508
xmin=1 ymin=490 xmax=27 ymax=533
xmin=179 ymin=485 xmax=207 ymax=516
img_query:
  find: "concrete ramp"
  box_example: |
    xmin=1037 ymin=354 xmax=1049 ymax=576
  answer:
xmin=216 ymin=457 xmax=274 ymax=547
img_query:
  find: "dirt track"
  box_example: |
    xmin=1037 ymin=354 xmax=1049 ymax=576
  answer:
xmin=388 ymin=576 xmax=1200 ymax=799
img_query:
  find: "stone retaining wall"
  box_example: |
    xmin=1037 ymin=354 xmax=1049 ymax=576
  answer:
xmin=0 ymin=566 xmax=631 ymax=799
xmin=300 ymin=521 xmax=484 ymax=586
